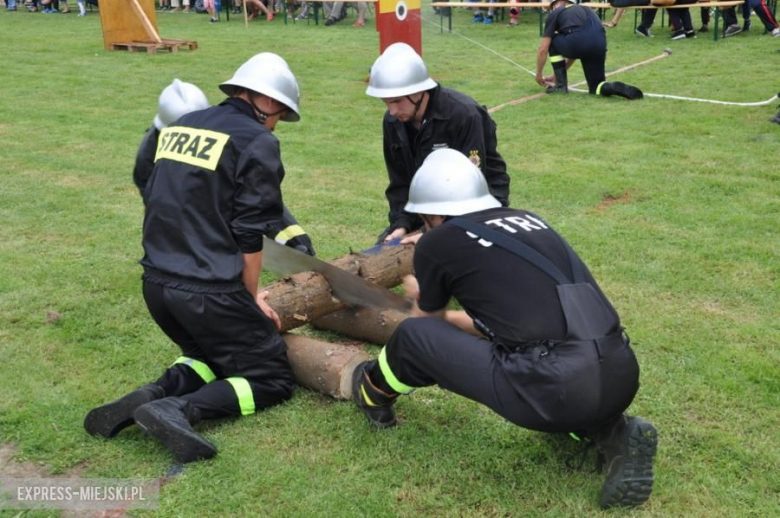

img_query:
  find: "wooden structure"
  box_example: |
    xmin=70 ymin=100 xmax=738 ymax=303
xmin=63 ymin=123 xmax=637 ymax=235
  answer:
xmin=99 ymin=0 xmax=197 ymax=53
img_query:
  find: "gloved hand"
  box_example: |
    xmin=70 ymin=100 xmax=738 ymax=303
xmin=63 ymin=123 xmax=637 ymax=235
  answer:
xmin=272 ymin=205 xmax=316 ymax=256
xmin=283 ymin=233 xmax=316 ymax=256
xmin=153 ymin=79 xmax=210 ymax=130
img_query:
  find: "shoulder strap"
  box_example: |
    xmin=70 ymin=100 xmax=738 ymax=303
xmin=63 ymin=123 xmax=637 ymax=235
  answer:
xmin=448 ymin=217 xmax=572 ymax=285
xmin=558 ymin=234 xmax=587 ymax=283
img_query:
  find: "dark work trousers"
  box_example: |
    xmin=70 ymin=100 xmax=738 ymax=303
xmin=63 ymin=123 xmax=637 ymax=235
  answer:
xmin=383 ymin=318 xmax=640 ymax=433
xmin=723 ymin=2 xmax=754 ymax=28
xmin=143 ymin=282 xmax=295 ymax=419
xmin=668 ymin=0 xmax=697 ymax=32
xmin=726 ymin=0 xmax=776 ymax=30
xmin=701 ymin=7 xmax=710 ymax=26
xmin=550 ymin=16 xmax=607 ymax=94
xmin=638 ymin=8 xmax=658 ymax=30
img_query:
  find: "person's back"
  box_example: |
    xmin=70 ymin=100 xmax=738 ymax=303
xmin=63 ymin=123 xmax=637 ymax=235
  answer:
xmin=414 ymin=206 xmax=615 ymax=346
xmin=140 ymin=100 xmax=284 ymax=285
xmin=544 ymin=2 xmax=601 ymax=36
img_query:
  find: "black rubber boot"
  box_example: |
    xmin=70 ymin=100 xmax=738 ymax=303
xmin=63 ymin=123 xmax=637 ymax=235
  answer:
xmin=84 ymin=384 xmax=165 ymax=438
xmin=595 ymin=415 xmax=658 ymax=509
xmin=352 ymin=361 xmax=398 ymax=429
xmin=600 ymin=81 xmax=644 ymax=100
xmin=546 ymin=62 xmax=568 ymax=94
xmin=134 ymin=397 xmax=217 ymax=463
xmin=769 ymin=109 xmax=780 ymax=125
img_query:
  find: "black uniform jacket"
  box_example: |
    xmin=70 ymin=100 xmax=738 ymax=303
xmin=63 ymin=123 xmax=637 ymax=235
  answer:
xmin=414 ymin=207 xmax=617 ymax=346
xmin=544 ymin=3 xmax=602 ymax=37
xmin=382 ymin=86 xmax=510 ymax=232
xmin=134 ymin=97 xmax=284 ymax=286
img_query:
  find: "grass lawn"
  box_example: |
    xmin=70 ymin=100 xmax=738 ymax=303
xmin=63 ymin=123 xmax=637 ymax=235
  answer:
xmin=0 ymin=3 xmax=778 ymax=516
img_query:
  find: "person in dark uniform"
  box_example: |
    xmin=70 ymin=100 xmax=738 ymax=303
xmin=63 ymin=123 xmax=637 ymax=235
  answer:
xmin=351 ymin=148 xmax=658 ymax=509
xmin=84 ymin=53 xmax=302 ymax=464
xmin=365 ymin=42 xmax=511 ymax=245
xmin=535 ymin=0 xmax=643 ymax=99
xmin=133 ymin=78 xmax=316 ymax=256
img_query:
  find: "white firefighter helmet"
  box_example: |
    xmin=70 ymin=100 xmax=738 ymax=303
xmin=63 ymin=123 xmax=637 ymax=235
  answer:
xmin=405 ymin=149 xmax=501 ymax=216
xmin=366 ymin=43 xmax=438 ymax=99
xmin=219 ymin=52 xmax=301 ymax=122
xmin=153 ymin=79 xmax=210 ymax=130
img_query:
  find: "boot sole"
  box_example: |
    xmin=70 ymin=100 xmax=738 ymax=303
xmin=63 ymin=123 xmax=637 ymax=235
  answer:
xmin=84 ymin=388 xmax=161 ymax=438
xmin=134 ymin=405 xmax=217 ymax=463
xmin=599 ymin=418 xmax=657 ymax=508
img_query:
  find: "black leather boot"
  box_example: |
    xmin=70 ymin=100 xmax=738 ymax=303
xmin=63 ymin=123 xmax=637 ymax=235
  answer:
xmin=352 ymin=361 xmax=398 ymax=429
xmin=134 ymin=397 xmax=217 ymax=463
xmin=594 ymin=414 xmax=658 ymax=509
xmin=546 ymin=63 xmax=568 ymax=94
xmin=84 ymin=384 xmax=165 ymax=438
xmin=600 ymin=81 xmax=644 ymax=100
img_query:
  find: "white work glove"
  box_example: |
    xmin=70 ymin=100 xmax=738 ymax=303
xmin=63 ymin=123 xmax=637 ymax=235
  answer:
xmin=153 ymin=78 xmax=210 ymax=130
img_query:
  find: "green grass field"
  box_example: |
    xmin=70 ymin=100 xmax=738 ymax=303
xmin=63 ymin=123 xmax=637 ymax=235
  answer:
xmin=0 ymin=4 xmax=778 ymax=516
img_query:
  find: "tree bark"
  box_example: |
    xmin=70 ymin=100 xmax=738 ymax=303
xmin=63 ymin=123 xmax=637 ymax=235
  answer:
xmin=283 ymin=334 xmax=370 ymax=400
xmin=265 ymin=243 xmax=414 ymax=333
xmin=312 ymin=307 xmax=409 ymax=345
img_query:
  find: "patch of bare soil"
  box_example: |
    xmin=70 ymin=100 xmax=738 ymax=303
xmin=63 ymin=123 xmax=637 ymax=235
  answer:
xmin=1 ymin=443 xmax=126 ymax=517
xmin=594 ymin=191 xmax=633 ymax=212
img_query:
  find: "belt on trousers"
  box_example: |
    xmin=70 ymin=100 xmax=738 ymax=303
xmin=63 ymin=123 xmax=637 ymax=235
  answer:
xmin=498 ymin=328 xmax=629 ymax=358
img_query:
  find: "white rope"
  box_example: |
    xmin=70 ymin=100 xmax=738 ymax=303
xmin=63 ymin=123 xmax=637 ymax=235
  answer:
xmin=421 ymin=14 xmax=538 ymax=77
xmin=568 ymin=86 xmax=780 ymax=106
xmin=421 ymin=13 xmax=778 ymax=107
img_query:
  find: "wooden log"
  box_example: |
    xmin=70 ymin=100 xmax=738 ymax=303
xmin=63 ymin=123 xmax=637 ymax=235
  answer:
xmin=265 ymin=243 xmax=414 ymax=333
xmin=312 ymin=307 xmax=409 ymax=345
xmin=284 ymin=334 xmax=370 ymax=400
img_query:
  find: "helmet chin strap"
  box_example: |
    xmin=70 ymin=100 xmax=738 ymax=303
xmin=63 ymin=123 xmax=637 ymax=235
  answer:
xmin=248 ymin=92 xmax=287 ymax=125
xmin=406 ymin=92 xmax=426 ymax=124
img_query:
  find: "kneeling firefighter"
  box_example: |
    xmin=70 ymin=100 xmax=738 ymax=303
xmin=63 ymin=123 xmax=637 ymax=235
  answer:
xmin=352 ymin=148 xmax=658 ymax=509
xmin=85 ymin=52 xmax=303 ymax=463
xmin=535 ymin=0 xmax=643 ymax=99
xmin=133 ymin=76 xmax=316 ymax=256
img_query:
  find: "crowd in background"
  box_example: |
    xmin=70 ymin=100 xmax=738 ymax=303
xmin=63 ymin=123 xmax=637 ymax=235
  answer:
xmin=3 ymin=0 xmax=777 ymax=37
xmin=0 ymin=0 xmax=370 ymax=26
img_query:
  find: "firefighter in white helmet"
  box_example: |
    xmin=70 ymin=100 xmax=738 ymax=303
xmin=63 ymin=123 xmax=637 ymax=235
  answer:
xmin=366 ymin=43 xmax=511 ymax=244
xmin=352 ymin=148 xmax=658 ymax=510
xmin=134 ymin=75 xmax=315 ymax=256
xmin=86 ymin=53 xmax=302 ymax=463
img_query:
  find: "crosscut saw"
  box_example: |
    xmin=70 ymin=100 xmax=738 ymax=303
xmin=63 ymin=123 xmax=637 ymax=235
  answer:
xmin=262 ymin=237 xmax=411 ymax=312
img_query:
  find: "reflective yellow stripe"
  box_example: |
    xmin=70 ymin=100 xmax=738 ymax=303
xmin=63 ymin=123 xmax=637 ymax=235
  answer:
xmin=226 ymin=377 xmax=256 ymax=416
xmin=361 ymin=385 xmax=378 ymax=407
xmin=155 ymin=126 xmax=230 ymax=171
xmin=378 ymin=347 xmax=413 ymax=394
xmin=596 ymin=82 xmax=605 ymax=96
xmin=173 ymin=357 xmax=217 ymax=384
xmin=379 ymin=0 xmax=421 ymax=15
xmin=550 ymin=55 xmax=565 ymax=63
xmin=274 ymin=225 xmax=306 ymax=244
